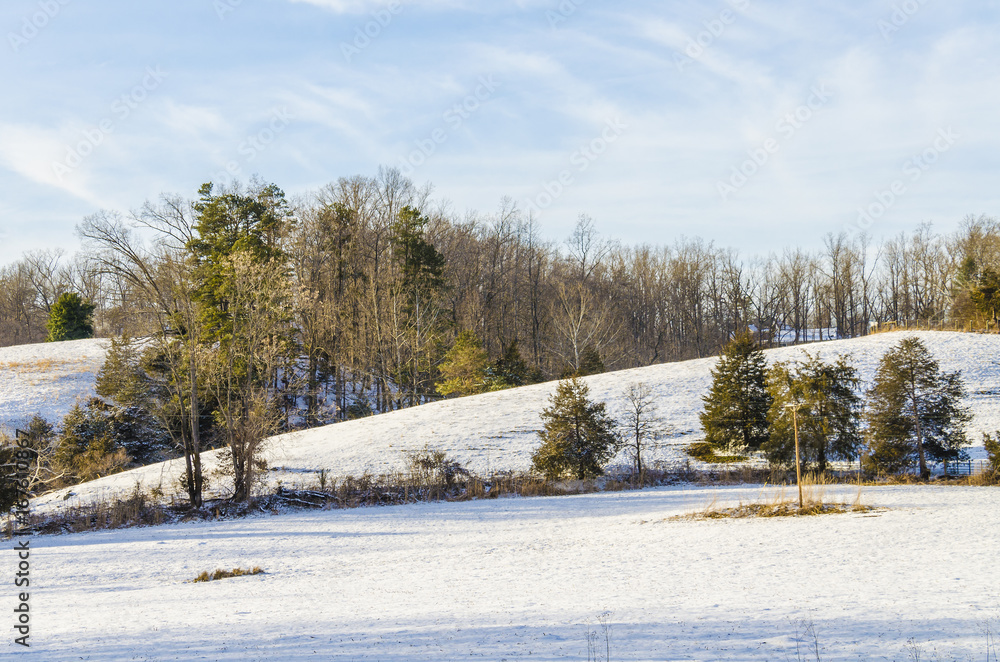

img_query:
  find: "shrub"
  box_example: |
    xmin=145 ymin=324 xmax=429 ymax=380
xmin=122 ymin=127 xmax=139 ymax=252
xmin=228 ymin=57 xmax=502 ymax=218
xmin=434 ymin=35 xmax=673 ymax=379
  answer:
xmin=406 ymin=447 xmax=469 ymax=486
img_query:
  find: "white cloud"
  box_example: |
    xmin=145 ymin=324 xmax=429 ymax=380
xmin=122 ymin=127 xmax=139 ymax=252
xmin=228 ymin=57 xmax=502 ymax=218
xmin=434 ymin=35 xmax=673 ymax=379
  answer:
xmin=159 ymin=101 xmax=228 ymax=137
xmin=0 ymin=122 xmax=104 ymax=206
xmin=287 ymin=0 xmax=470 ymax=14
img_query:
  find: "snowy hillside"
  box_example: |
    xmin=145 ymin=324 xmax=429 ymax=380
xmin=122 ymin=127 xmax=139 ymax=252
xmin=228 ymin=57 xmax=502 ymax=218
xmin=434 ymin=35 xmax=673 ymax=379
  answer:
xmin=9 ymin=484 xmax=1000 ymax=660
xmin=0 ymin=338 xmax=108 ymax=434
xmin=30 ymin=331 xmax=1000 ymax=510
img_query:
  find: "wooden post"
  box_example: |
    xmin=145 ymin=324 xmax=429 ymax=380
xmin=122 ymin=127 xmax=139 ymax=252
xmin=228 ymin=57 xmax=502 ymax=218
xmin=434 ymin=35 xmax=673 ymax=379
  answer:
xmin=793 ymin=407 xmax=803 ymax=510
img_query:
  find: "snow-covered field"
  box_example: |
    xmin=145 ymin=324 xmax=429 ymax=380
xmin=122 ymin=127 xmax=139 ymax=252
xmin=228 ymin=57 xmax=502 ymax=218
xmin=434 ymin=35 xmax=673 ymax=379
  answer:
xmin=29 ymin=330 xmax=1000 ymax=510
xmin=7 ymin=483 xmax=1000 ymax=660
xmin=4 ymin=331 xmax=1000 ymax=660
xmin=0 ymin=338 xmax=107 ymax=434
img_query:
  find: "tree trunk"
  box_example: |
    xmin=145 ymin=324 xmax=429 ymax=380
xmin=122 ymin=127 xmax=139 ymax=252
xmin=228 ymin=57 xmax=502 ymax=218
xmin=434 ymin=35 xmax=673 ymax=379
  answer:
xmin=909 ymin=376 xmax=929 ymax=480
xmin=188 ymin=353 xmax=203 ymax=508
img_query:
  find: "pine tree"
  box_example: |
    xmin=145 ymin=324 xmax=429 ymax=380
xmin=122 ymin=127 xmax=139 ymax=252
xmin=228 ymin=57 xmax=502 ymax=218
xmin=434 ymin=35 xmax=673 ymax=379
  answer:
xmin=0 ymin=444 xmax=19 ymax=513
xmin=45 ymin=292 xmax=96 ymax=342
xmin=764 ymin=353 xmax=863 ymax=472
xmin=435 ymin=330 xmax=491 ymax=397
xmin=54 ymin=400 xmax=130 ymax=482
xmin=699 ymin=332 xmax=772 ymax=453
xmin=532 ymin=377 xmax=619 ymax=480
xmin=392 ymin=206 xmax=445 ymax=296
xmin=188 ymin=182 xmax=296 ymax=501
xmin=971 ymin=267 xmax=1000 ymax=328
xmin=95 ymin=336 xmax=151 ymax=408
xmin=577 ymin=346 xmax=606 ymax=377
xmin=983 ymin=431 xmax=1000 ymax=477
xmin=487 ymin=340 xmax=531 ymax=388
xmin=865 ymin=337 xmax=971 ymax=478
xmin=392 ymin=206 xmax=446 ymax=406
xmin=187 ymin=181 xmax=292 ymax=340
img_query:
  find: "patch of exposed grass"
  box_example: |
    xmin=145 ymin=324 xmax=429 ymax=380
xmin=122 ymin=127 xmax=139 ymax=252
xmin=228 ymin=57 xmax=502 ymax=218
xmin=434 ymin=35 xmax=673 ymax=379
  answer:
xmin=672 ymin=479 xmax=877 ymax=520
xmin=0 ymin=358 xmax=78 ymax=373
xmin=191 ymin=567 xmax=264 ymax=583
xmin=681 ymin=501 xmax=875 ymax=519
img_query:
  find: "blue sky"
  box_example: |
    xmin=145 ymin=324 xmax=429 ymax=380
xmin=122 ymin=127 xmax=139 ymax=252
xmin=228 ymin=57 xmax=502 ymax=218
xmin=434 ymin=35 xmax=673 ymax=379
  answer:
xmin=1 ymin=0 xmax=998 ymax=264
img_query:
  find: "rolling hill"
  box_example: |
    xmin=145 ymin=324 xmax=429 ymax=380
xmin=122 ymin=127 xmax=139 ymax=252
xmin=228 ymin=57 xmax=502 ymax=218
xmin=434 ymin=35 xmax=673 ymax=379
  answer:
xmin=22 ymin=330 xmax=1000 ymax=511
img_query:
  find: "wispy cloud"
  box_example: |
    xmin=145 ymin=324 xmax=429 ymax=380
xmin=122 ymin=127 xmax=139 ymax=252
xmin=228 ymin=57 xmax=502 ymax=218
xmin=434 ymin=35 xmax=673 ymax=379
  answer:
xmin=287 ymin=0 xmax=469 ymax=14
xmin=1 ymin=0 xmax=998 ymax=265
xmin=0 ymin=122 xmax=103 ymax=206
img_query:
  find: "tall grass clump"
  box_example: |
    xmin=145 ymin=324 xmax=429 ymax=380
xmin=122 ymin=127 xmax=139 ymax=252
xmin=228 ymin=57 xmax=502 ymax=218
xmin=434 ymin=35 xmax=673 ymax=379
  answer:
xmin=676 ymin=473 xmax=874 ymax=520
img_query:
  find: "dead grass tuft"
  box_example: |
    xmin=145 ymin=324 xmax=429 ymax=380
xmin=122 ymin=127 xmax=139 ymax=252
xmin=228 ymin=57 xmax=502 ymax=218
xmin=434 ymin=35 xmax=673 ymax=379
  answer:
xmin=680 ymin=500 xmax=875 ymax=520
xmin=191 ymin=566 xmax=264 ymax=583
xmin=673 ymin=476 xmax=877 ymax=520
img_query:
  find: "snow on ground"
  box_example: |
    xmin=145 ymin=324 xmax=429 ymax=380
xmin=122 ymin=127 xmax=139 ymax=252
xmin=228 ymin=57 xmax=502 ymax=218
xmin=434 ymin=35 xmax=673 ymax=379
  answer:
xmin=7 ymin=484 xmax=1000 ymax=660
xmin=0 ymin=338 xmax=107 ymax=435
xmin=30 ymin=331 xmax=1000 ymax=511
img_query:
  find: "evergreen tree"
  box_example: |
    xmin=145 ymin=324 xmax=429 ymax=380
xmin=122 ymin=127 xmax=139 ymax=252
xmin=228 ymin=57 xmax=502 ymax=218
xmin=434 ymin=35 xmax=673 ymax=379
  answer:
xmin=188 ymin=182 xmax=297 ymax=501
xmin=971 ymin=267 xmax=1000 ymax=328
xmin=699 ymin=332 xmax=772 ymax=453
xmin=96 ymin=336 xmax=151 ymax=408
xmin=487 ymin=339 xmax=532 ymax=388
xmin=95 ymin=336 xmax=174 ymax=463
xmin=559 ymin=345 xmax=606 ymax=379
xmin=187 ymin=181 xmax=292 ymax=339
xmin=983 ymin=431 xmax=1000 ymax=477
xmin=45 ymin=292 xmax=95 ymax=342
xmin=392 ymin=206 xmax=446 ymax=406
xmin=864 ymin=337 xmax=971 ymax=478
xmin=531 ymin=377 xmax=619 ymax=480
xmin=764 ymin=353 xmax=863 ymax=472
xmin=435 ymin=330 xmax=491 ymax=397
xmin=577 ymin=345 xmax=606 ymax=377
xmin=392 ymin=206 xmax=445 ymax=296
xmin=54 ymin=399 xmax=130 ymax=482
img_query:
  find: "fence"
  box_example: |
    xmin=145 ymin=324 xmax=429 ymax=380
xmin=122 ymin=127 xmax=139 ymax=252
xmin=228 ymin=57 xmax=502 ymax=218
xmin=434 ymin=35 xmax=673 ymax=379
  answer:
xmin=941 ymin=460 xmax=989 ymax=476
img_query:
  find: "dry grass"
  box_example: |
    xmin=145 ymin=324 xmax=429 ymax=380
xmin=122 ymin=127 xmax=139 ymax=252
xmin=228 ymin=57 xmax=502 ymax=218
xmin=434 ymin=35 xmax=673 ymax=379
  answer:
xmin=0 ymin=358 xmax=83 ymax=373
xmin=673 ymin=476 xmax=876 ymax=520
xmin=962 ymin=471 xmax=1000 ymax=486
xmin=859 ymin=470 xmax=999 ymax=487
xmin=191 ymin=567 xmax=264 ymax=583
xmin=6 ymin=483 xmax=170 ymax=537
xmin=7 ymin=464 xmax=905 ymax=538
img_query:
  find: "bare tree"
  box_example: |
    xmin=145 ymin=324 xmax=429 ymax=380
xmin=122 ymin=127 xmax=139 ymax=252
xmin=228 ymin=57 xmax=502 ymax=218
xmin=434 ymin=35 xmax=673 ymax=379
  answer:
xmin=620 ymin=382 xmax=667 ymax=484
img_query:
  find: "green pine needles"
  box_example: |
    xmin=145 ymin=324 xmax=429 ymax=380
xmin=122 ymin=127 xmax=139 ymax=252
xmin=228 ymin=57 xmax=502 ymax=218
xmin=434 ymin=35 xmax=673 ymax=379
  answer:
xmin=864 ymin=337 xmax=971 ymax=478
xmin=45 ymin=292 xmax=96 ymax=342
xmin=764 ymin=353 xmax=863 ymax=472
xmin=699 ymin=332 xmax=772 ymax=455
xmin=532 ymin=377 xmax=619 ymax=480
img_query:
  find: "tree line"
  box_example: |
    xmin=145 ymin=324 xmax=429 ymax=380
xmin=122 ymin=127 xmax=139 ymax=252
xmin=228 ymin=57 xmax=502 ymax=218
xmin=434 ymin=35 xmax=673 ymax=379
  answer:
xmin=2 ymin=169 xmax=1000 ymax=505
xmin=4 ymin=171 xmax=1000 ymax=372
